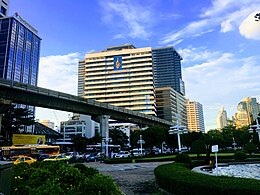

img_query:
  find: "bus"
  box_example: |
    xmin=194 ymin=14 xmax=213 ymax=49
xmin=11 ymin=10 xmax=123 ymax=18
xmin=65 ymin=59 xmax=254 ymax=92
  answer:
xmin=1 ymin=145 xmax=60 ymax=159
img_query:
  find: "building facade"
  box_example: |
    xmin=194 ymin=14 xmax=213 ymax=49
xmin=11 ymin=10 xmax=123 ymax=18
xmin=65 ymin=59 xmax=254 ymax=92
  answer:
xmin=0 ymin=0 xmax=8 ymax=18
xmin=152 ymin=47 xmax=185 ymax=95
xmin=59 ymin=114 xmax=99 ymax=143
xmin=0 ymin=13 xmax=41 ymax=132
xmin=0 ymin=14 xmax=40 ymax=85
xmin=186 ymin=99 xmax=205 ymax=133
xmin=155 ymin=87 xmax=187 ymax=126
xmin=235 ymin=97 xmax=260 ymax=127
xmin=217 ymin=107 xmax=228 ymax=129
xmin=79 ymin=44 xmax=156 ymax=115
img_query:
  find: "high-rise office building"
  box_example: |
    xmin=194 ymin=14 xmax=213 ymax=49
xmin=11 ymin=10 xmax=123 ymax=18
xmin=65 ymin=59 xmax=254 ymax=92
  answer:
xmin=152 ymin=47 xmax=185 ymax=95
xmin=0 ymin=0 xmax=8 ymax=18
xmin=186 ymin=99 xmax=205 ymax=133
xmin=0 ymin=13 xmax=41 ymax=132
xmin=217 ymin=107 xmax=228 ymax=129
xmin=0 ymin=13 xmax=41 ymax=85
xmin=156 ymin=87 xmax=187 ymax=126
xmin=79 ymin=44 xmax=156 ymax=115
xmin=235 ymin=97 xmax=260 ymax=127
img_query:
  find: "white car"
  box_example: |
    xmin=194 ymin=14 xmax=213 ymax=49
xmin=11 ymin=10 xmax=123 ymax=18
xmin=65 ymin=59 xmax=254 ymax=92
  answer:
xmin=131 ymin=148 xmax=145 ymax=156
xmin=115 ymin=151 xmax=132 ymax=158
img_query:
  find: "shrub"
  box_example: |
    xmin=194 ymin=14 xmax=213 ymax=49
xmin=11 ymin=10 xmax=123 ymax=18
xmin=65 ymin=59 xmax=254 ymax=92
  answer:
xmin=154 ymin=162 xmax=260 ymax=195
xmin=234 ymin=151 xmax=247 ymax=161
xmin=77 ymin=174 xmax=122 ymax=195
xmin=11 ymin=161 xmax=120 ymax=195
xmin=73 ymin=163 xmax=99 ymax=178
xmin=174 ymin=153 xmax=191 ymax=164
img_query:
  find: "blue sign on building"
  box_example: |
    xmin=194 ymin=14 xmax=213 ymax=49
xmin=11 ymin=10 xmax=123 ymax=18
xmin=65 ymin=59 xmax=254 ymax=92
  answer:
xmin=114 ymin=56 xmax=123 ymax=70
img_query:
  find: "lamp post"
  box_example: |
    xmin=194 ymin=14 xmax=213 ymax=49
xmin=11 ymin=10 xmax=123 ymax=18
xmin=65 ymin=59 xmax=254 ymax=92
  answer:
xmin=102 ymin=129 xmax=112 ymax=157
xmin=137 ymin=135 xmax=145 ymax=155
xmin=248 ymin=116 xmax=260 ymax=142
xmin=169 ymin=114 xmax=188 ymax=153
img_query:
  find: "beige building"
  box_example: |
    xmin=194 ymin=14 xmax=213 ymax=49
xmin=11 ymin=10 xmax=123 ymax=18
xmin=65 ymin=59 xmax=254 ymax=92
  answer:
xmin=217 ymin=107 xmax=228 ymax=129
xmin=186 ymin=99 xmax=205 ymax=133
xmin=156 ymin=87 xmax=187 ymax=126
xmin=40 ymin=120 xmax=55 ymax=129
xmin=78 ymin=44 xmax=156 ymax=115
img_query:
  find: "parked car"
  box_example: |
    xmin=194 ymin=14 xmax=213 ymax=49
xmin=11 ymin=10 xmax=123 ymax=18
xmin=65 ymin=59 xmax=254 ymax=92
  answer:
xmin=115 ymin=151 xmax=132 ymax=158
xmin=37 ymin=154 xmax=50 ymax=161
xmin=14 ymin=156 xmax=37 ymax=165
xmin=31 ymin=153 xmax=50 ymax=161
xmin=43 ymin=154 xmax=70 ymax=163
xmin=86 ymin=152 xmax=106 ymax=162
xmin=131 ymin=148 xmax=145 ymax=156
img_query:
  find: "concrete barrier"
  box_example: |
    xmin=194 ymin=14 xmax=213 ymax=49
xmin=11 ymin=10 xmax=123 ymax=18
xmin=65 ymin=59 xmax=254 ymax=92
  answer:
xmin=0 ymin=161 xmax=13 ymax=195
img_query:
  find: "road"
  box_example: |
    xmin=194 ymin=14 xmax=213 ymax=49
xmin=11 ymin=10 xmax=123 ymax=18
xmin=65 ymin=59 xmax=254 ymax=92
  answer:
xmin=84 ymin=161 xmax=171 ymax=195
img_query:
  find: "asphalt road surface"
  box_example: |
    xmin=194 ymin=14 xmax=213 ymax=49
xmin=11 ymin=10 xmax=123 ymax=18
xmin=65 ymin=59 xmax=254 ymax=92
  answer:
xmin=85 ymin=161 xmax=171 ymax=195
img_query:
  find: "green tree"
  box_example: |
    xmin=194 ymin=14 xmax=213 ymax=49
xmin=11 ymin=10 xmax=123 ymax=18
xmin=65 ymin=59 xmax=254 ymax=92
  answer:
xmin=185 ymin=131 xmax=204 ymax=148
xmin=87 ymin=133 xmax=102 ymax=145
xmin=245 ymin=142 xmax=257 ymax=155
xmin=190 ymin=139 xmax=206 ymax=157
xmin=142 ymin=126 xmax=166 ymax=150
xmin=130 ymin=129 xmax=140 ymax=148
xmin=72 ymin=135 xmax=88 ymax=152
xmin=234 ymin=126 xmax=251 ymax=148
xmin=109 ymin=128 xmax=129 ymax=147
xmin=221 ymin=125 xmax=236 ymax=148
xmin=1 ymin=105 xmax=35 ymax=141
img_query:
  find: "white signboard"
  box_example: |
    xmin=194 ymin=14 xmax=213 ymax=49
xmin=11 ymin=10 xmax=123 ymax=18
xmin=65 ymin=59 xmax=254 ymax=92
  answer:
xmin=211 ymin=145 xmax=219 ymax=152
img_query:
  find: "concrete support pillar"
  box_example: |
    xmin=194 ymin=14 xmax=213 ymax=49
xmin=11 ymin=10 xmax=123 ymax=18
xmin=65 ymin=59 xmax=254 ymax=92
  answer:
xmin=99 ymin=115 xmax=110 ymax=155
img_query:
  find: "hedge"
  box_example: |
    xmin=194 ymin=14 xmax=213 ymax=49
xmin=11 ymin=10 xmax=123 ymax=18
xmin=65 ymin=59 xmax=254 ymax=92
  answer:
xmin=154 ymin=163 xmax=260 ymax=195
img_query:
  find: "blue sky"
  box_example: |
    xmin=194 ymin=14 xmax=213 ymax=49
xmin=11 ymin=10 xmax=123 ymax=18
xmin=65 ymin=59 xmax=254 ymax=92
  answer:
xmin=9 ymin=0 xmax=260 ymax=131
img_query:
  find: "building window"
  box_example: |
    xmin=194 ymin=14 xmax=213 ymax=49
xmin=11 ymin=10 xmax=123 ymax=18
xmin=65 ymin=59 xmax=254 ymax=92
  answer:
xmin=0 ymin=6 xmax=6 ymax=15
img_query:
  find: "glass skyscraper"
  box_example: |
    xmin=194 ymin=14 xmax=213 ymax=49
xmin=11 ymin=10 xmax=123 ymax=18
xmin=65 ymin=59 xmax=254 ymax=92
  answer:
xmin=152 ymin=47 xmax=185 ymax=95
xmin=0 ymin=13 xmax=41 ymax=132
xmin=0 ymin=13 xmax=41 ymax=85
xmin=0 ymin=0 xmax=8 ymax=18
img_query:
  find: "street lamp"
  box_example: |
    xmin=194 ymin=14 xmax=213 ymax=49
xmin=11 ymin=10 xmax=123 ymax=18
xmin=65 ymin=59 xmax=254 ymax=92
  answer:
xmin=102 ymin=129 xmax=112 ymax=157
xmin=248 ymin=117 xmax=260 ymax=142
xmin=137 ymin=135 xmax=145 ymax=155
xmin=169 ymin=114 xmax=188 ymax=153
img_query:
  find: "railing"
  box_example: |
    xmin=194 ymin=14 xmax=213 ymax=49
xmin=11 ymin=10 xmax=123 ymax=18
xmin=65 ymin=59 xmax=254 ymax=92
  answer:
xmin=0 ymin=78 xmax=173 ymax=126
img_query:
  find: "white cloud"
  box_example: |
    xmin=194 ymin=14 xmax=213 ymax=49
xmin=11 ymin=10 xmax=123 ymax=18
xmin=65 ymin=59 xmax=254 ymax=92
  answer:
xmin=38 ymin=53 xmax=81 ymax=95
xmin=36 ymin=53 xmax=82 ymax=127
xmin=181 ymin=47 xmax=260 ymax=130
xmin=221 ymin=20 xmax=234 ymax=32
xmin=100 ymin=0 xmax=152 ymax=39
xmin=239 ymin=12 xmax=260 ymax=40
xmin=160 ymin=0 xmax=260 ymax=45
xmin=160 ymin=19 xmax=212 ymax=44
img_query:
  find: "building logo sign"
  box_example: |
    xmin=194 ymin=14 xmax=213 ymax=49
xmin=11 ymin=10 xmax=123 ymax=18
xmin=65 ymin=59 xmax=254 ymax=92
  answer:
xmin=14 ymin=12 xmax=38 ymax=34
xmin=114 ymin=56 xmax=122 ymax=70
